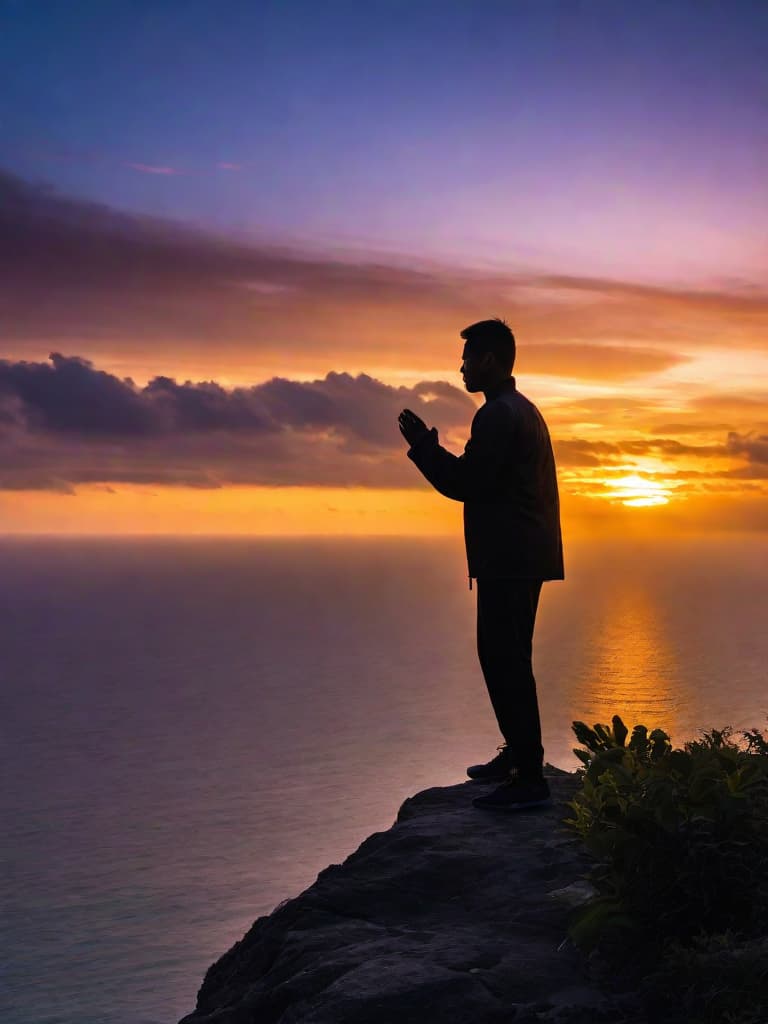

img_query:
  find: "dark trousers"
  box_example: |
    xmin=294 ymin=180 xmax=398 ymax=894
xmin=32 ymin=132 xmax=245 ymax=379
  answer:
xmin=476 ymin=577 xmax=544 ymax=780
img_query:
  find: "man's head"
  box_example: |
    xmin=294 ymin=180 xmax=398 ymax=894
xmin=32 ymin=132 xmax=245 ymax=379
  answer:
xmin=459 ymin=317 xmax=515 ymax=393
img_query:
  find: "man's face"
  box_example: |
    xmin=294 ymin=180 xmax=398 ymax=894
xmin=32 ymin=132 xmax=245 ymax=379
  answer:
xmin=460 ymin=343 xmax=493 ymax=393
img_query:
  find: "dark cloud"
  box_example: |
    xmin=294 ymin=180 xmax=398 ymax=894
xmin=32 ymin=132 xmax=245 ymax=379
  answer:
xmin=0 ymin=352 xmax=475 ymax=443
xmin=0 ymin=353 xmax=153 ymax=435
xmin=617 ymin=438 xmax=726 ymax=457
xmin=650 ymin=421 xmax=735 ymax=435
xmin=553 ymin=439 xmax=621 ymax=467
xmin=727 ymin=432 xmax=768 ymax=464
xmin=554 ymin=436 xmax=728 ymax=466
xmin=0 ymin=352 xmax=477 ymax=491
xmin=233 ymin=371 xmax=476 ymax=451
xmin=143 ymin=375 xmax=276 ymax=435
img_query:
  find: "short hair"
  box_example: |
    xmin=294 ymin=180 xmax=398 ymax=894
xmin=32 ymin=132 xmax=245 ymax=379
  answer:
xmin=460 ymin=317 xmax=515 ymax=373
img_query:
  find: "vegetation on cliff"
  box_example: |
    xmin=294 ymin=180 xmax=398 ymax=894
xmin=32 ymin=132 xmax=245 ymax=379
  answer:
xmin=566 ymin=714 xmax=768 ymax=1023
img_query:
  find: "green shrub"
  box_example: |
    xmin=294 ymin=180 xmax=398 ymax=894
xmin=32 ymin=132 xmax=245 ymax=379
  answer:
xmin=641 ymin=932 xmax=768 ymax=1024
xmin=564 ymin=715 xmax=768 ymax=1021
xmin=565 ymin=715 xmax=768 ymax=954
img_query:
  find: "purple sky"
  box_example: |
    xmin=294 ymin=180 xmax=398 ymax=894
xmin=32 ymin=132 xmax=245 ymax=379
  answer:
xmin=2 ymin=0 xmax=766 ymax=285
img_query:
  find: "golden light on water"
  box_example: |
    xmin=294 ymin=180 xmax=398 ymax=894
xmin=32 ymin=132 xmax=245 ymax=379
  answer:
xmin=577 ymin=581 xmax=683 ymax=738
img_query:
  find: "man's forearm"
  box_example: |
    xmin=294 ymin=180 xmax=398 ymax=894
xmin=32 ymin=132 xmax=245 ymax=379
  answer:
xmin=407 ymin=428 xmax=467 ymax=502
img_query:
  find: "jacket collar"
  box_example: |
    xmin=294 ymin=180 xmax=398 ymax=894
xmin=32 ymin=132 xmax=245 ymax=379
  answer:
xmin=484 ymin=376 xmax=516 ymax=401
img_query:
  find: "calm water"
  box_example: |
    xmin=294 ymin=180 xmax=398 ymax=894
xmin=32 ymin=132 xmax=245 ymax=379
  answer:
xmin=1 ymin=534 xmax=767 ymax=1024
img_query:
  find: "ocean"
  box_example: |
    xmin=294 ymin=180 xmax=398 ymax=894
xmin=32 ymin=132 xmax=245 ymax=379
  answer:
xmin=1 ymin=533 xmax=766 ymax=1024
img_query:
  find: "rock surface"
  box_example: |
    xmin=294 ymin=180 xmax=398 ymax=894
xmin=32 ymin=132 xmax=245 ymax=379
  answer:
xmin=178 ymin=767 xmax=619 ymax=1023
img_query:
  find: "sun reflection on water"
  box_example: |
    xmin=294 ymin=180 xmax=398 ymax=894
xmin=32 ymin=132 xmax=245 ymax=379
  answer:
xmin=574 ymin=582 xmax=684 ymax=738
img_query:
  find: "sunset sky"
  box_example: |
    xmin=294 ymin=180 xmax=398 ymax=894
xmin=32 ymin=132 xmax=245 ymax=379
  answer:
xmin=1 ymin=0 xmax=766 ymax=536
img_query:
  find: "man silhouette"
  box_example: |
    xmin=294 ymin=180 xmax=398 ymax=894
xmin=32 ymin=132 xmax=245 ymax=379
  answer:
xmin=398 ymin=318 xmax=564 ymax=811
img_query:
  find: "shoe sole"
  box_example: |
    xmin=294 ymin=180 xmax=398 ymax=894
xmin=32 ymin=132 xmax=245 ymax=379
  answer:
xmin=466 ymin=773 xmax=513 ymax=783
xmin=472 ymin=797 xmax=553 ymax=812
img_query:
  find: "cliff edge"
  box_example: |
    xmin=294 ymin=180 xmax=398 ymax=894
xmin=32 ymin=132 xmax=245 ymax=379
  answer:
xmin=178 ymin=766 xmax=620 ymax=1024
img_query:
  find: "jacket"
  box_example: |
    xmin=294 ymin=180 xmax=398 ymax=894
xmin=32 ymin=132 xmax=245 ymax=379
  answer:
xmin=407 ymin=377 xmax=564 ymax=587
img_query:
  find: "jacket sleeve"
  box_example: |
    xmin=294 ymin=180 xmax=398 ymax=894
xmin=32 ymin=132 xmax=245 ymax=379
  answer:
xmin=406 ymin=405 xmax=512 ymax=502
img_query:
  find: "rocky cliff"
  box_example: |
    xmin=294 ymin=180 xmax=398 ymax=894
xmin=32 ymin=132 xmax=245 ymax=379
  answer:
xmin=178 ymin=766 xmax=621 ymax=1023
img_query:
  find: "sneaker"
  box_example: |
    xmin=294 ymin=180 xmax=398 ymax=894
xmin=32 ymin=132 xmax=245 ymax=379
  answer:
xmin=472 ymin=776 xmax=551 ymax=811
xmin=466 ymin=744 xmax=516 ymax=782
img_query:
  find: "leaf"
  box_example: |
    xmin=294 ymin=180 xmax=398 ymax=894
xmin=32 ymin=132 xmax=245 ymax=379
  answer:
xmin=572 ymin=720 xmax=600 ymax=752
xmin=612 ymin=714 xmax=629 ymax=748
xmin=569 ymin=897 xmax=637 ymax=949
xmin=593 ymin=722 xmax=613 ymax=749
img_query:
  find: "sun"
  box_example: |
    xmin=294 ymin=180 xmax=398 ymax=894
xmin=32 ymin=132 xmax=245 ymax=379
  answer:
xmin=607 ymin=473 xmax=672 ymax=508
